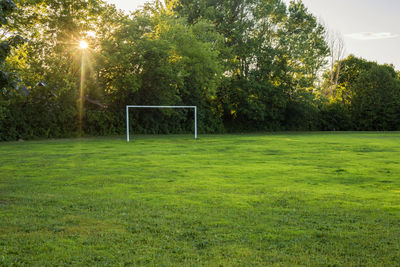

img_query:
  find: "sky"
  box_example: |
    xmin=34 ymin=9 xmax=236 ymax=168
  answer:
xmin=105 ymin=0 xmax=400 ymax=70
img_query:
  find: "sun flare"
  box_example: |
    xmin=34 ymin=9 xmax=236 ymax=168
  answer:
xmin=79 ymin=40 xmax=88 ymax=49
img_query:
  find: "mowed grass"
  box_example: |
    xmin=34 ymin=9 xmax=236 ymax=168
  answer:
xmin=1 ymin=133 xmax=400 ymax=266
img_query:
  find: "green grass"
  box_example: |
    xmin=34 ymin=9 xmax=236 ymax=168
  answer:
xmin=1 ymin=132 xmax=400 ymax=266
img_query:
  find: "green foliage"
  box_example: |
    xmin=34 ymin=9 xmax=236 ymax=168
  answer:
xmin=0 ymin=0 xmax=24 ymax=93
xmin=1 ymin=134 xmax=400 ymax=265
xmin=0 ymin=0 xmax=15 ymax=24
xmin=99 ymin=7 xmax=225 ymax=134
xmin=331 ymin=55 xmax=400 ymax=130
xmin=1 ymin=0 xmax=400 ymax=140
xmin=320 ymin=101 xmax=352 ymax=131
xmin=279 ymin=1 xmax=328 ymax=91
xmin=220 ymin=77 xmax=287 ymax=131
xmin=175 ymin=0 xmax=328 ymax=131
xmin=283 ymin=90 xmax=321 ymax=130
xmin=0 ymin=85 xmax=78 ymax=140
xmin=0 ymin=0 xmax=121 ymax=140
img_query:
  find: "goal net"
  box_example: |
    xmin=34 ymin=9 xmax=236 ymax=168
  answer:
xmin=126 ymin=105 xmax=197 ymax=141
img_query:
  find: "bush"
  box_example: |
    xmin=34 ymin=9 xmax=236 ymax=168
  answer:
xmin=283 ymin=91 xmax=321 ymax=131
xmin=320 ymin=102 xmax=352 ymax=131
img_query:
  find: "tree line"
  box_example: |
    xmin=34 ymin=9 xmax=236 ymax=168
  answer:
xmin=1 ymin=0 xmax=399 ymax=140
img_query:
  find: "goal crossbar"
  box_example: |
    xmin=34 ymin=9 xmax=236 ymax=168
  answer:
xmin=126 ymin=105 xmax=197 ymax=142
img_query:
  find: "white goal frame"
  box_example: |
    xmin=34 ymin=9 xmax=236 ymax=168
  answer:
xmin=126 ymin=105 xmax=197 ymax=142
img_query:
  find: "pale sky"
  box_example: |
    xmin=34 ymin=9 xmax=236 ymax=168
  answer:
xmin=105 ymin=0 xmax=400 ymax=70
xmin=105 ymin=0 xmax=148 ymax=12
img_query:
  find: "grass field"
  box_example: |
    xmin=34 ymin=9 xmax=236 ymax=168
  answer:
xmin=1 ymin=132 xmax=400 ymax=266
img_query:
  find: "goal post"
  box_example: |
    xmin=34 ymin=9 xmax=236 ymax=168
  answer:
xmin=126 ymin=105 xmax=197 ymax=142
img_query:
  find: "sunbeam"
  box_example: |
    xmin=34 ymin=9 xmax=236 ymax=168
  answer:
xmin=78 ymin=44 xmax=87 ymax=136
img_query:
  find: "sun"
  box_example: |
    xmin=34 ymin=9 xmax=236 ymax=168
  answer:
xmin=79 ymin=40 xmax=88 ymax=49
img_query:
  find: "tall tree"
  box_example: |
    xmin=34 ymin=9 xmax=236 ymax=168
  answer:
xmin=0 ymin=0 xmax=23 ymax=92
xmin=278 ymin=0 xmax=328 ymax=93
xmin=175 ymin=0 xmax=328 ymax=130
xmin=2 ymin=0 xmax=119 ymax=138
xmin=322 ymin=28 xmax=346 ymax=98
xmin=331 ymin=55 xmax=400 ymax=130
xmin=98 ymin=3 xmax=225 ymax=133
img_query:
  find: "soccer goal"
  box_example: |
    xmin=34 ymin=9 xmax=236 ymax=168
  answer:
xmin=126 ymin=105 xmax=197 ymax=142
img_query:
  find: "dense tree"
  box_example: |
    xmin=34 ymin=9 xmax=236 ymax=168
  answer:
xmin=330 ymin=55 xmax=400 ymax=130
xmin=278 ymin=1 xmax=328 ymax=92
xmin=174 ymin=0 xmax=328 ymax=130
xmin=96 ymin=2 xmax=225 ymax=133
xmin=0 ymin=0 xmax=23 ymax=93
xmin=1 ymin=0 xmax=399 ymax=140
xmin=0 ymin=0 xmax=27 ymax=140
xmin=1 ymin=0 xmax=116 ymax=139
